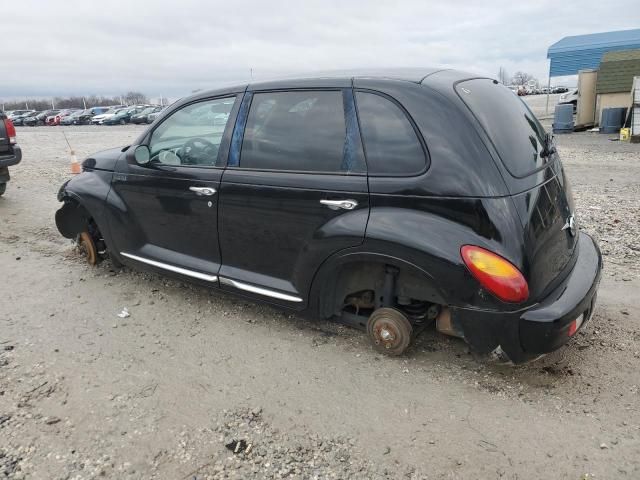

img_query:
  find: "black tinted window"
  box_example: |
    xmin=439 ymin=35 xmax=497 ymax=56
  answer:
xmin=355 ymin=92 xmax=426 ymax=175
xmin=456 ymin=79 xmax=548 ymax=177
xmin=241 ymin=91 xmax=347 ymax=172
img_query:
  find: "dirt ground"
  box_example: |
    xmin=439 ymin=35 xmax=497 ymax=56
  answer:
xmin=1 ymin=113 xmax=639 ymax=479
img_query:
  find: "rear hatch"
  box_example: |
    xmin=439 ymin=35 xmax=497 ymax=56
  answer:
xmin=456 ymin=79 xmax=578 ymax=300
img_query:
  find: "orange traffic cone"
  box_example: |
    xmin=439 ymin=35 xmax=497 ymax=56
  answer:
xmin=70 ymin=149 xmax=81 ymax=174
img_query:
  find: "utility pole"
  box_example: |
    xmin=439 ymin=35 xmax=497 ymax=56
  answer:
xmin=545 ymin=76 xmax=551 ymax=115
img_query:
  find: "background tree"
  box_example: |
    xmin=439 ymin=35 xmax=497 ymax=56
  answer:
xmin=1 ymin=90 xmax=155 ymax=112
xmin=511 ymin=71 xmax=536 ymax=86
xmin=124 ymin=91 xmax=148 ymax=105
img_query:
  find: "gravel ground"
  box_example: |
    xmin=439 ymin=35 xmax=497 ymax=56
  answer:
xmin=522 ymin=92 xmax=562 ymax=119
xmin=1 ymin=110 xmax=639 ymax=479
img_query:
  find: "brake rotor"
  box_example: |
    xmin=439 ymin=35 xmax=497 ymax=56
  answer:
xmin=78 ymin=231 xmax=98 ymax=265
xmin=366 ymin=307 xmax=413 ymax=356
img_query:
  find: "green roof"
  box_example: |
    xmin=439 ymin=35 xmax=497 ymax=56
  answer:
xmin=596 ymin=48 xmax=640 ymax=94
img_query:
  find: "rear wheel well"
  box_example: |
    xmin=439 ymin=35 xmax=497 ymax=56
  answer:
xmin=315 ymin=259 xmax=445 ymax=327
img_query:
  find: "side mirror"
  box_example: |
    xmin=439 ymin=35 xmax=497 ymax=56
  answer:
xmin=133 ymin=145 xmax=151 ymax=165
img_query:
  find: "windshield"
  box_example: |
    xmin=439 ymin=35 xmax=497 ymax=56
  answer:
xmin=140 ymin=107 xmax=155 ymax=114
xmin=456 ymin=78 xmax=549 ymax=178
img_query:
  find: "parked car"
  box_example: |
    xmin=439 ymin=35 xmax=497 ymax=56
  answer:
xmin=7 ymin=110 xmax=33 ymax=120
xmin=559 ymin=88 xmax=579 ymax=112
xmin=103 ymin=106 xmax=146 ymax=125
xmin=20 ymin=111 xmax=40 ymax=126
xmin=23 ymin=111 xmax=41 ymax=126
xmin=145 ymin=106 xmax=167 ymax=124
xmin=46 ymin=109 xmax=80 ymax=126
xmin=38 ymin=109 xmax=61 ymax=125
xmin=91 ymin=107 xmax=127 ymax=125
xmin=55 ymin=69 xmax=602 ymax=363
xmin=75 ymin=107 xmax=110 ymax=125
xmin=57 ymin=109 xmax=82 ymax=125
xmin=60 ymin=110 xmax=88 ymax=126
xmin=23 ymin=109 xmax=60 ymax=126
xmin=553 ymin=86 xmax=569 ymax=94
xmin=129 ymin=106 xmax=163 ymax=124
xmin=10 ymin=111 xmax=37 ymax=126
xmin=0 ymin=111 xmax=22 ymax=196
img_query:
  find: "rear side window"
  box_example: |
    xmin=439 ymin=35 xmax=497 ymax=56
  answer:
xmin=456 ymin=79 xmax=548 ymax=178
xmin=240 ymin=91 xmax=348 ymax=173
xmin=355 ymin=91 xmax=426 ymax=176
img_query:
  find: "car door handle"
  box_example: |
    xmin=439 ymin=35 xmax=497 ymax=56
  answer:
xmin=189 ymin=186 xmax=217 ymax=196
xmin=320 ymin=199 xmax=358 ymax=210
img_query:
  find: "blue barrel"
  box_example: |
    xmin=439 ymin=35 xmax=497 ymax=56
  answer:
xmin=552 ymin=104 xmax=574 ymax=134
xmin=600 ymin=107 xmax=627 ymax=134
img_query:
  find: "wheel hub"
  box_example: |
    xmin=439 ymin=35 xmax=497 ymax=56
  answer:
xmin=379 ymin=328 xmax=394 ymax=342
xmin=367 ymin=308 xmax=414 ymax=356
xmin=373 ymin=319 xmax=402 ymax=349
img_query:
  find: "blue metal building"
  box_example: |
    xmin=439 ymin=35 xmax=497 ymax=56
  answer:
xmin=547 ymin=29 xmax=640 ymax=77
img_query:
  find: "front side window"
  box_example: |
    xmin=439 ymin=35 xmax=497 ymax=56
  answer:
xmin=240 ymin=91 xmax=348 ymax=173
xmin=149 ymin=97 xmax=235 ymax=167
xmin=355 ymin=91 xmax=426 ymax=176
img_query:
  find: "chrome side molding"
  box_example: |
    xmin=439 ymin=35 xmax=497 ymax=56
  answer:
xmin=120 ymin=252 xmax=219 ymax=282
xmin=120 ymin=253 xmax=303 ymax=302
xmin=219 ymin=277 xmax=303 ymax=302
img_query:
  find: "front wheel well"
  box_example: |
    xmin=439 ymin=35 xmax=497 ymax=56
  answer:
xmin=56 ymin=198 xmax=115 ymax=265
xmin=55 ymin=198 xmax=92 ymax=239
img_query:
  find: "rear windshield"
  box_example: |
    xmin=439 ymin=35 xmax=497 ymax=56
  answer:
xmin=456 ymin=78 xmax=549 ymax=178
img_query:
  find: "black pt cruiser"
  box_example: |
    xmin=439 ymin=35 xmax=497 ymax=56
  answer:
xmin=55 ymin=68 xmax=602 ymax=363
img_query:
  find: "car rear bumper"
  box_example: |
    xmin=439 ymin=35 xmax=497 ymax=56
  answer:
xmin=451 ymin=232 xmax=602 ymax=363
xmin=0 ymin=146 xmax=22 ymax=168
xmin=518 ymin=232 xmax=601 ymax=354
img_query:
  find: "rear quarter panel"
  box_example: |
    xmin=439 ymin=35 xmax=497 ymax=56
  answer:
xmin=353 ymin=79 xmax=530 ymax=310
xmin=364 ymin=196 xmax=527 ymax=311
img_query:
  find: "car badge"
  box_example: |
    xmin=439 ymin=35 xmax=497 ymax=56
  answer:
xmin=562 ymin=214 xmax=576 ymax=237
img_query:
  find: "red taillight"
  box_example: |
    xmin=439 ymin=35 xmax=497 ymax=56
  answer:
xmin=461 ymin=245 xmax=529 ymax=303
xmin=567 ymin=314 xmax=584 ymax=337
xmin=3 ymin=119 xmax=16 ymax=144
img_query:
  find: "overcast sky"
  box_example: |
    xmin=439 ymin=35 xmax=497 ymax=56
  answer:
xmin=2 ymin=0 xmax=639 ymax=101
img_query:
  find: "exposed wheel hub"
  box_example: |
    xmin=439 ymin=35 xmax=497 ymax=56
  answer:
xmin=367 ymin=307 xmax=413 ymax=355
xmin=379 ymin=327 xmax=395 ymax=342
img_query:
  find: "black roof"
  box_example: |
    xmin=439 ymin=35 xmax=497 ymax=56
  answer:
xmin=180 ymin=68 xmax=482 ymax=106
xmin=269 ymin=67 xmax=446 ymax=83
